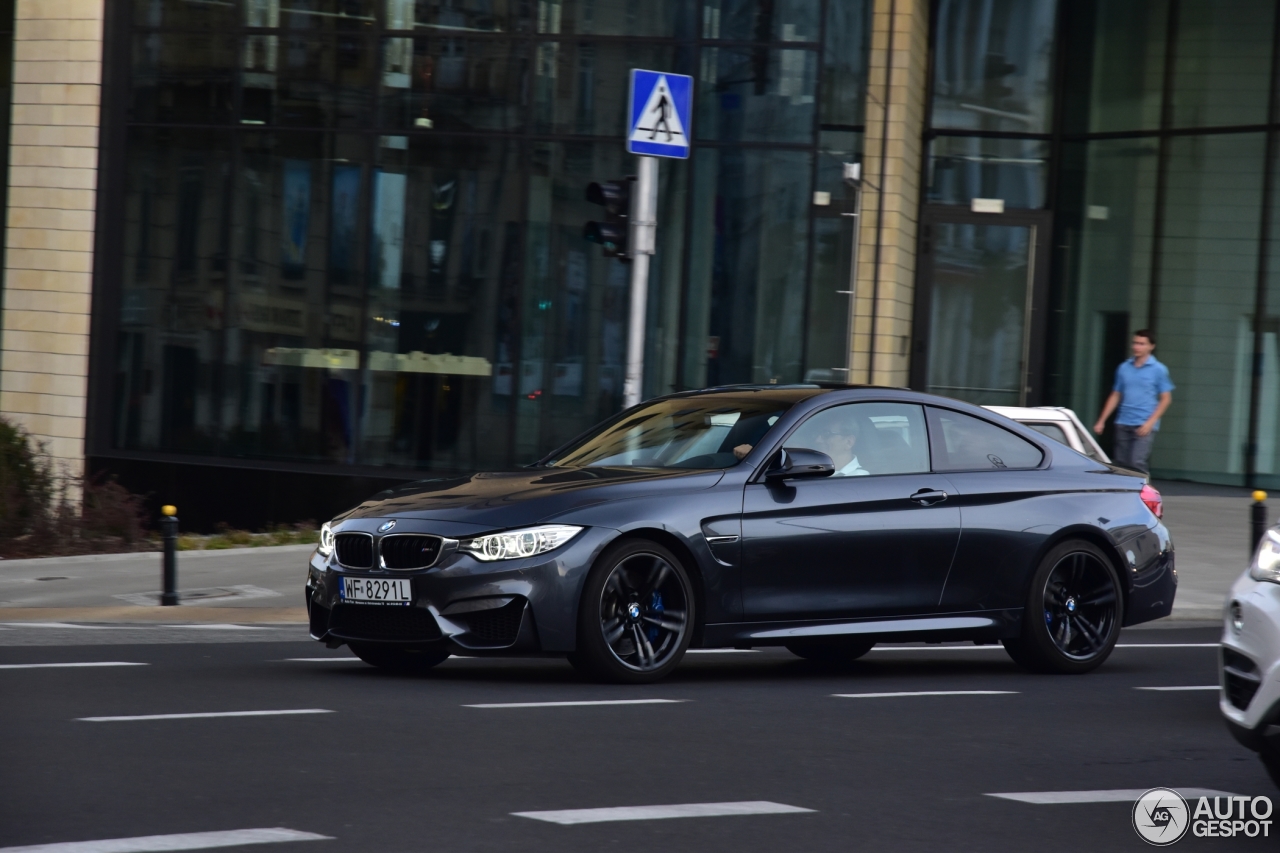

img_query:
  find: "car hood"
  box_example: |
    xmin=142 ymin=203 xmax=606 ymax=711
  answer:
xmin=341 ymin=467 xmax=726 ymax=529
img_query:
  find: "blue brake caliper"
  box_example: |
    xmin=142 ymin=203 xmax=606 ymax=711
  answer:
xmin=648 ymin=591 xmax=663 ymax=642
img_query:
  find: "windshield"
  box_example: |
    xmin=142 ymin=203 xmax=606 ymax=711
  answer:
xmin=544 ymin=397 xmax=792 ymax=469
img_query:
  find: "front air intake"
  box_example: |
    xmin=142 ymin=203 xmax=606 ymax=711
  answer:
xmin=334 ymin=533 xmax=374 ymax=569
xmin=1222 ymin=647 xmax=1261 ymax=711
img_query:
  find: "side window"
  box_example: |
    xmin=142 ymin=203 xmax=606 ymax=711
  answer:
xmin=786 ymin=403 xmax=930 ymax=476
xmin=927 ymin=408 xmax=1044 ymax=471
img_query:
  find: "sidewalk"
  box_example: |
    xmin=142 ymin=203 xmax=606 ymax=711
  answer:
xmin=0 ymin=487 xmax=1260 ymax=626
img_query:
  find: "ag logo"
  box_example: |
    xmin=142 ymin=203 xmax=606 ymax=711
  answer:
xmin=378 ymin=520 xmax=396 ymax=533
xmin=1133 ymin=788 xmax=1190 ymax=845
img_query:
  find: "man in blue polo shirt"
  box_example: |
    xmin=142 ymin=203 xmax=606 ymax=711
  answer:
xmin=1092 ymin=329 xmax=1174 ymax=474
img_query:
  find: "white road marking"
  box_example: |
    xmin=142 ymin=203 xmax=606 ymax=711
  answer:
xmin=512 ymin=801 xmax=815 ymax=824
xmin=867 ymin=643 xmax=1219 ymax=651
xmin=685 ymin=649 xmax=759 ymax=654
xmin=160 ymin=624 xmax=280 ymax=631
xmin=0 ymin=623 xmax=126 ymax=630
xmin=78 ymin=709 xmax=333 ymax=722
xmin=833 ymin=691 xmax=1017 ymax=699
xmin=465 ymin=699 xmax=688 ymax=709
xmin=0 ymin=827 xmax=331 ymax=852
xmin=0 ymin=662 xmax=148 ymax=670
xmin=281 ymin=658 xmax=360 ymax=663
xmin=1135 ymin=685 xmax=1220 ymax=691
xmin=988 ymin=788 xmax=1235 ymax=804
xmin=1116 ymin=643 xmax=1220 ymax=649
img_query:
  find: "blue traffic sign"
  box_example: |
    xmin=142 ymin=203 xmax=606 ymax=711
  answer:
xmin=627 ymin=69 xmax=692 ymax=159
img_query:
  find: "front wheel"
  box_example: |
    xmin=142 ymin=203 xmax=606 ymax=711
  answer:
xmin=570 ymin=539 xmax=695 ymax=684
xmin=1003 ymin=539 xmax=1122 ymax=674
xmin=348 ymin=642 xmax=450 ymax=673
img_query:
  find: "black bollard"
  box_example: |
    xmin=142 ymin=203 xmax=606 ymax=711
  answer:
xmin=1251 ymin=491 xmax=1268 ymax=557
xmin=161 ymin=505 xmax=179 ymax=606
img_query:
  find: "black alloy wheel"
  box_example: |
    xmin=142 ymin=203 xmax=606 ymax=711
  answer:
xmin=1004 ymin=539 xmax=1122 ymax=674
xmin=348 ymin=642 xmax=450 ymax=673
xmin=570 ymin=539 xmax=694 ymax=683
xmin=785 ymin=636 xmax=876 ymax=663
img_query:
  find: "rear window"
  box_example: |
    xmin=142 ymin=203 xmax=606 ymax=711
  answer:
xmin=927 ymin=408 xmax=1045 ymax=471
xmin=1023 ymin=422 xmax=1070 ymax=448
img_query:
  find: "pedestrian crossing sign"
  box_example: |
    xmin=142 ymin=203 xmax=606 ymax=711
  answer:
xmin=627 ymin=69 xmax=693 ymax=159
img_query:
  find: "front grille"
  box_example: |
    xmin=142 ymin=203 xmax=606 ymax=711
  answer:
xmin=462 ymin=599 xmax=525 ymax=645
xmin=329 ymin=605 xmax=443 ymax=642
xmin=335 ymin=533 xmax=374 ymax=568
xmin=381 ymin=535 xmax=442 ymax=569
xmin=1223 ymin=647 xmax=1261 ymax=711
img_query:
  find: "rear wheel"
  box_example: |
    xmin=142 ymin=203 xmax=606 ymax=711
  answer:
xmin=785 ymin=637 xmax=876 ymax=663
xmin=570 ymin=539 xmax=694 ymax=684
xmin=349 ymin=642 xmax=449 ymax=673
xmin=1003 ymin=539 xmax=1122 ymax=674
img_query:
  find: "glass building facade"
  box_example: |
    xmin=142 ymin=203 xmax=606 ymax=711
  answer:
xmin=6 ymin=0 xmax=1267 ymax=524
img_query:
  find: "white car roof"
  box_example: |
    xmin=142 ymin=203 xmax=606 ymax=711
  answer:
xmin=983 ymin=405 xmax=1073 ymax=423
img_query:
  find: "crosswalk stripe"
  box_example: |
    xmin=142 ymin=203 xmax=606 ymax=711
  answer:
xmin=0 ymin=662 xmax=147 ymax=670
xmin=77 ymin=709 xmax=333 ymax=722
xmin=0 ymin=827 xmax=332 ymax=852
xmin=1135 ymin=685 xmax=1219 ymax=691
xmin=988 ymin=788 xmax=1235 ymax=804
xmin=512 ymin=801 xmax=814 ymax=824
xmin=465 ymin=699 xmax=686 ymax=709
xmin=833 ymin=691 xmax=1017 ymax=699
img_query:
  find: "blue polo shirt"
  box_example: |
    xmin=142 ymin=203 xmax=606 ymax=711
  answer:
xmin=1114 ymin=355 xmax=1175 ymax=429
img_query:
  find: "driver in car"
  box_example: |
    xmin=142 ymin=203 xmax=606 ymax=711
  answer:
xmin=732 ymin=414 xmax=871 ymax=476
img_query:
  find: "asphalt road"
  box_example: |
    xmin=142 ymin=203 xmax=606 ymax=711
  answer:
xmin=0 ymin=626 xmax=1273 ymax=852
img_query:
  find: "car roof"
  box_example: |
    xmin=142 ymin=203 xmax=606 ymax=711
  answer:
xmin=984 ymin=405 xmax=1073 ymax=422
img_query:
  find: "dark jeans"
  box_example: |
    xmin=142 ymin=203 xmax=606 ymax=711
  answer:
xmin=1113 ymin=424 xmax=1154 ymax=474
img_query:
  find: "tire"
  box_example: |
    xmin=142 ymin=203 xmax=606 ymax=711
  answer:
xmin=1003 ymin=539 xmax=1122 ymax=674
xmin=786 ymin=637 xmax=876 ymax=663
xmin=349 ymin=642 xmax=450 ymax=673
xmin=570 ymin=538 xmax=695 ymax=684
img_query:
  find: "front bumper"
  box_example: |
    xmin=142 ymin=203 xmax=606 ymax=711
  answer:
xmin=305 ymin=524 xmax=616 ymax=654
xmin=1220 ymin=571 xmax=1280 ymax=756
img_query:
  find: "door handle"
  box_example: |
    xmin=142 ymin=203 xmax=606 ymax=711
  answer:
xmin=910 ymin=488 xmax=948 ymax=506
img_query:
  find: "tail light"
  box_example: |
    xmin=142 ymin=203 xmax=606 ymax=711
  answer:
xmin=1140 ymin=484 xmax=1163 ymax=519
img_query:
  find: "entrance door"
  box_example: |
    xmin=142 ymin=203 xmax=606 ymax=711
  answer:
xmin=911 ymin=208 xmax=1051 ymax=406
xmin=802 ymin=193 xmax=860 ymax=383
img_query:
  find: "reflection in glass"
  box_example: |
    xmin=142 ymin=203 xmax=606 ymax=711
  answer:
xmin=132 ymin=34 xmax=237 ymax=124
xmin=925 ymin=223 xmax=1033 ymax=406
xmin=697 ymin=46 xmax=816 ymax=144
xmin=820 ymin=0 xmax=871 ymax=126
xmin=927 ymin=137 xmax=1049 ymax=208
xmin=701 ymin=0 xmax=820 ymax=42
xmin=380 ymin=38 xmax=528 ymax=132
xmin=1171 ymin=0 xmax=1275 ymax=129
xmin=1154 ymin=133 xmax=1264 ymax=480
xmin=386 ymin=0 xmax=531 ymax=34
xmin=686 ymin=148 xmax=812 ymax=387
xmin=241 ymin=36 xmax=375 ymax=127
xmin=531 ymin=42 xmax=682 ymax=137
xmin=134 ymin=0 xmax=238 ymax=28
xmin=931 ymin=0 xmax=1058 ymax=133
xmin=1064 ymin=0 xmax=1168 ymax=134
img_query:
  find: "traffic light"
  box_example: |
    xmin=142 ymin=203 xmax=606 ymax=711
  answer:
xmin=583 ymin=177 xmax=634 ymax=260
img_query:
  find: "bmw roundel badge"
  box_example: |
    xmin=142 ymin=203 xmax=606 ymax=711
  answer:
xmin=378 ymin=520 xmax=396 ymax=533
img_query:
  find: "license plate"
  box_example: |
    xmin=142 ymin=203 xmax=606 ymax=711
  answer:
xmin=340 ymin=576 xmax=412 ymax=606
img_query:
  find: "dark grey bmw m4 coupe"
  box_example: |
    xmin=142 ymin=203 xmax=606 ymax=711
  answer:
xmin=306 ymin=386 xmax=1175 ymax=683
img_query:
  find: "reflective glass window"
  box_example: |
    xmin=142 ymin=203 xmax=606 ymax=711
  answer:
xmin=134 ymin=0 xmax=238 ymax=28
xmin=696 ymin=46 xmax=817 ymax=144
xmin=270 ymin=0 xmax=377 ymax=30
xmin=701 ymin=0 xmax=820 ymax=43
xmin=788 ymin=403 xmax=930 ymax=476
xmin=931 ymin=0 xmax=1058 ymax=133
xmin=820 ymin=0 xmax=871 ymax=126
xmin=1023 ymin=422 xmax=1070 ymax=448
xmin=386 ymin=0 xmax=531 ymax=33
xmin=131 ymin=34 xmax=237 ymax=124
xmin=1066 ymin=0 xmax=1168 ymax=134
xmin=241 ymin=36 xmax=376 ymax=127
xmin=1171 ymin=0 xmax=1276 ymax=129
xmin=927 ymin=137 xmax=1049 ymax=209
xmin=531 ymin=42 xmax=682 ymax=136
xmin=380 ymin=38 xmax=528 ymax=132
xmin=927 ymin=408 xmax=1044 ymax=471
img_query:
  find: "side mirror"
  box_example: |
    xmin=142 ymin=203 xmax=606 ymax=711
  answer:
xmin=765 ymin=448 xmax=836 ymax=481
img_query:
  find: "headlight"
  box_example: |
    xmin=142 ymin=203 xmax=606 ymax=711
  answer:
xmin=459 ymin=525 xmax=583 ymax=561
xmin=318 ymin=522 xmax=335 ymax=557
xmin=1250 ymin=528 xmax=1280 ymax=583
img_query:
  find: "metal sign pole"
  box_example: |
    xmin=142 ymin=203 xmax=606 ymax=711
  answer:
xmin=623 ymin=155 xmax=658 ymax=409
